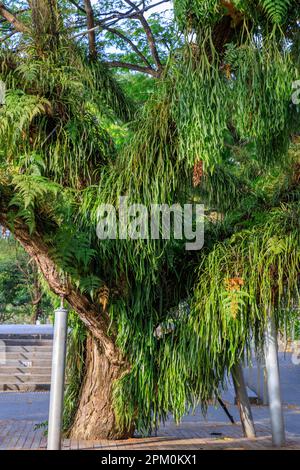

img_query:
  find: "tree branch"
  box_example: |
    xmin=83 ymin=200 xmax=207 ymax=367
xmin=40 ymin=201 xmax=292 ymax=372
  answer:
xmin=138 ymin=13 xmax=162 ymax=71
xmin=70 ymin=0 xmax=165 ymax=76
xmin=0 ymin=2 xmax=29 ymax=33
xmin=123 ymin=0 xmax=162 ymax=72
xmin=105 ymin=26 xmax=152 ymax=68
xmin=105 ymin=60 xmax=159 ymax=77
xmin=74 ymin=22 xmax=153 ymax=69
xmin=0 ymin=210 xmax=126 ymax=366
xmin=100 ymin=0 xmax=169 ymax=20
xmin=84 ymin=0 xmax=97 ymax=60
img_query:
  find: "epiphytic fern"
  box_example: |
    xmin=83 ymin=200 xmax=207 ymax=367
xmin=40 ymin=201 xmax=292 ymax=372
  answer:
xmin=259 ymin=0 xmax=291 ymax=24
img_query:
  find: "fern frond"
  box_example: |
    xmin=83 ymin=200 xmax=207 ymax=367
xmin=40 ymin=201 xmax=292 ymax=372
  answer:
xmin=259 ymin=0 xmax=291 ymax=24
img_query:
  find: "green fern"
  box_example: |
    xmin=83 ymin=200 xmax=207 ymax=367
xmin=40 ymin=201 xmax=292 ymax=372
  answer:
xmin=9 ymin=175 xmax=62 ymax=232
xmin=259 ymin=0 xmax=291 ymax=24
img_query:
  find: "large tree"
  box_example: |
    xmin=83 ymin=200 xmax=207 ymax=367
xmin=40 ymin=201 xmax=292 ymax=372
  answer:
xmin=0 ymin=0 xmax=299 ymax=440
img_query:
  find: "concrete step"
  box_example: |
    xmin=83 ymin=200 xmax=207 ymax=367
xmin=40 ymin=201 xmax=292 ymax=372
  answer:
xmin=0 ymin=374 xmax=51 ymax=383
xmin=0 ymin=335 xmax=53 ymax=341
xmin=0 ymin=352 xmax=52 ymax=367
xmin=0 ymin=383 xmax=50 ymax=391
xmin=3 ymin=351 xmax=52 ymax=358
xmin=0 ymin=367 xmax=52 ymax=374
xmin=1 ymin=339 xmax=53 ymax=346
xmin=4 ymin=346 xmax=52 ymax=353
xmin=2 ymin=359 xmax=52 ymax=367
xmin=0 ymin=330 xmax=53 ymax=391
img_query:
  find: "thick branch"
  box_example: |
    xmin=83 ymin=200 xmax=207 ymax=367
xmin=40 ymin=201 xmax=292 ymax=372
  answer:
xmin=105 ymin=26 xmax=152 ymax=68
xmin=123 ymin=0 xmax=162 ymax=71
xmin=0 ymin=212 xmax=126 ymax=367
xmin=105 ymin=60 xmax=159 ymax=77
xmin=95 ymin=1 xmax=168 ymax=19
xmin=0 ymin=2 xmax=29 ymax=32
xmin=84 ymin=0 xmax=97 ymax=60
xmin=138 ymin=14 xmax=162 ymax=70
xmin=73 ymin=23 xmax=153 ymax=70
xmin=71 ymin=0 xmax=165 ymax=76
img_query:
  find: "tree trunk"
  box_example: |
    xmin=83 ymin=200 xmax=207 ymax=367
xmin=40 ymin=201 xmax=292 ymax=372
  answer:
xmin=84 ymin=0 xmax=97 ymax=61
xmin=31 ymin=299 xmax=42 ymax=324
xmin=232 ymin=363 xmax=256 ymax=439
xmin=29 ymin=0 xmax=60 ymax=52
xmin=30 ymin=275 xmax=42 ymax=324
xmin=70 ymin=334 xmax=134 ymax=440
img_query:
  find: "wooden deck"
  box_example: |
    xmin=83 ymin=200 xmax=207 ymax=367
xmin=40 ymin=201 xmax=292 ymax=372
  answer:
xmin=1 ymin=419 xmax=300 ymax=450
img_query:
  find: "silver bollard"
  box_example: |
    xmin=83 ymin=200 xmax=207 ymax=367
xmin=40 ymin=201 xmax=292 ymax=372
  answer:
xmin=47 ymin=302 xmax=68 ymax=450
xmin=264 ymin=312 xmax=286 ymax=447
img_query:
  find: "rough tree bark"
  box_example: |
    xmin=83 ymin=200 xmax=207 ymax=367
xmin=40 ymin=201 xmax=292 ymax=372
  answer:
xmin=83 ymin=0 xmax=97 ymax=61
xmin=70 ymin=334 xmax=133 ymax=440
xmin=0 ymin=2 xmax=29 ymax=33
xmin=30 ymin=278 xmax=42 ymax=324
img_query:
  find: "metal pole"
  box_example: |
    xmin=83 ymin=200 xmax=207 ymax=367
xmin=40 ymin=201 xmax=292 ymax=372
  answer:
xmin=264 ymin=311 xmax=285 ymax=447
xmin=232 ymin=363 xmax=256 ymax=438
xmin=257 ymin=359 xmax=261 ymax=400
xmin=263 ymin=367 xmax=268 ymax=405
xmin=47 ymin=301 xmax=68 ymax=450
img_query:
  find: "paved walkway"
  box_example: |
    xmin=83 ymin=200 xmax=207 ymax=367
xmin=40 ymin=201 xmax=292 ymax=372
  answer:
xmin=0 ymin=391 xmax=300 ymax=450
xmin=1 ymin=403 xmax=300 ymax=450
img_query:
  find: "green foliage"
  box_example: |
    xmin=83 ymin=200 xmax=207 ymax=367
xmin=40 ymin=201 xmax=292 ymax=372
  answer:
xmin=0 ymin=254 xmax=31 ymax=321
xmin=111 ymin=158 xmax=300 ymax=431
xmin=118 ymin=72 xmax=157 ymax=105
xmin=0 ymin=45 xmax=132 ymax=189
xmin=174 ymin=0 xmax=298 ymax=28
xmin=172 ymin=41 xmax=228 ymax=168
xmin=191 ymin=201 xmax=300 ymax=385
xmin=8 ymin=175 xmax=62 ymax=233
xmin=174 ymin=0 xmax=220 ymax=28
xmin=259 ymin=0 xmax=291 ymax=24
xmin=0 ymin=238 xmax=52 ymax=323
xmin=225 ymin=39 xmax=296 ymax=164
